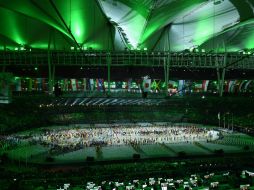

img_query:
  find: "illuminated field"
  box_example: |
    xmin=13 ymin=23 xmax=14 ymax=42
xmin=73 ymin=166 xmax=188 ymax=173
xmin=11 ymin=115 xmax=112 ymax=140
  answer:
xmin=1 ymin=123 xmax=253 ymax=164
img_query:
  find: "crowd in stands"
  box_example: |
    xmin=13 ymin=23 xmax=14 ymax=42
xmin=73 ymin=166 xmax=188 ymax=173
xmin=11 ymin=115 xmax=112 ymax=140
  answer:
xmin=56 ymin=175 xmax=206 ymax=190
xmin=1 ymin=150 xmax=254 ymax=190
xmin=54 ymin=170 xmax=254 ymax=190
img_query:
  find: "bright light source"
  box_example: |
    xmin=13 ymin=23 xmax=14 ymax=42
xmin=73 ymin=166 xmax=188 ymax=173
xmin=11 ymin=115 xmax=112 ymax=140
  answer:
xmin=202 ymin=95 xmax=205 ymax=99
xmin=14 ymin=47 xmax=18 ymax=51
xmin=70 ymin=47 xmax=75 ymax=50
xmin=34 ymin=67 xmax=38 ymax=71
xmin=75 ymin=28 xmax=81 ymax=37
xmin=144 ymin=47 xmax=147 ymax=51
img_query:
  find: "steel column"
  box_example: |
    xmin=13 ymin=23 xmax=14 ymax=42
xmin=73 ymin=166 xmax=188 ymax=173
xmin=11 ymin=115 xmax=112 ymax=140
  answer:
xmin=217 ymin=54 xmax=227 ymax=97
xmin=2 ymin=45 xmax=6 ymax=72
xmin=48 ymin=33 xmax=53 ymax=95
xmin=48 ymin=51 xmax=53 ymax=95
xmin=52 ymin=64 xmax=55 ymax=88
xmin=164 ymin=53 xmax=170 ymax=96
xmin=107 ymin=53 xmax=111 ymax=96
xmin=217 ymin=68 xmax=226 ymax=97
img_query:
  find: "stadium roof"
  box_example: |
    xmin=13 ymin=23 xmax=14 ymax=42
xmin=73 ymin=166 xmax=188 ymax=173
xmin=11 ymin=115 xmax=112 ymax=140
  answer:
xmin=0 ymin=0 xmax=253 ymax=52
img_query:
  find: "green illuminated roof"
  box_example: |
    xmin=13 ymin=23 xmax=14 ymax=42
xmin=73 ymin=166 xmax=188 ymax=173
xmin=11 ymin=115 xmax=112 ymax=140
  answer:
xmin=0 ymin=0 xmax=253 ymax=52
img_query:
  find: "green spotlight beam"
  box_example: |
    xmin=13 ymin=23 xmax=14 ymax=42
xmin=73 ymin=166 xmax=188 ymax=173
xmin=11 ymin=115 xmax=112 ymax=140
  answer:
xmin=49 ymin=0 xmax=81 ymax=50
xmin=0 ymin=1 xmax=73 ymax=41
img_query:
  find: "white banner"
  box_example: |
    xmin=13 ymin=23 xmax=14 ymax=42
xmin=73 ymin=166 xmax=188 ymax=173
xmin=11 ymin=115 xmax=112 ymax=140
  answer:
xmin=71 ymin=79 xmax=77 ymax=91
xmin=143 ymin=79 xmax=151 ymax=92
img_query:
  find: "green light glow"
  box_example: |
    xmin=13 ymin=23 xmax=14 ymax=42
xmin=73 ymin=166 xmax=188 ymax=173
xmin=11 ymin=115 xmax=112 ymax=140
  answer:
xmin=0 ymin=0 xmax=253 ymax=52
xmin=67 ymin=0 xmax=111 ymax=48
xmin=139 ymin=23 xmax=160 ymax=46
xmin=72 ymin=21 xmax=84 ymax=42
xmin=85 ymin=43 xmax=102 ymax=50
xmin=244 ymin=33 xmax=254 ymax=49
xmin=72 ymin=20 xmax=84 ymax=42
xmin=1 ymin=8 xmax=26 ymax=45
xmin=30 ymin=44 xmax=48 ymax=49
xmin=75 ymin=27 xmax=81 ymax=37
xmin=0 ymin=2 xmax=73 ymax=40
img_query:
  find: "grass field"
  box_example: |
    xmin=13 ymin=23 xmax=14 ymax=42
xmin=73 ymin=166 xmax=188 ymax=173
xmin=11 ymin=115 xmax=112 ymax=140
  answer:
xmin=2 ymin=125 xmax=254 ymax=164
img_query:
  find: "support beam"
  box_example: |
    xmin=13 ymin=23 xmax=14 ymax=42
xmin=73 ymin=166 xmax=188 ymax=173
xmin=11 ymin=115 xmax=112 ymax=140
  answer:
xmin=47 ymin=32 xmax=53 ymax=95
xmin=217 ymin=68 xmax=226 ymax=97
xmin=216 ymin=67 xmax=221 ymax=94
xmin=107 ymin=53 xmax=111 ymax=96
xmin=164 ymin=58 xmax=166 ymax=86
xmin=52 ymin=64 xmax=55 ymax=88
xmin=217 ymin=54 xmax=227 ymax=97
xmin=48 ymin=59 xmax=55 ymax=95
xmin=2 ymin=45 xmax=6 ymax=72
xmin=220 ymin=67 xmax=226 ymax=97
xmin=164 ymin=32 xmax=171 ymax=96
xmin=164 ymin=57 xmax=170 ymax=96
xmin=166 ymin=53 xmax=170 ymax=96
xmin=48 ymin=51 xmax=53 ymax=95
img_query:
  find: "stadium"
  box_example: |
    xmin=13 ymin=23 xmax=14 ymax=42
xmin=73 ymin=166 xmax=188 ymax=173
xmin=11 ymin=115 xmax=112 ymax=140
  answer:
xmin=0 ymin=0 xmax=254 ymax=189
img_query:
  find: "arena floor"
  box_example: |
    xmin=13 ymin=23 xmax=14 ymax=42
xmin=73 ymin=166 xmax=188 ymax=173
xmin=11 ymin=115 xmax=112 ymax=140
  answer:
xmin=1 ymin=123 xmax=254 ymax=164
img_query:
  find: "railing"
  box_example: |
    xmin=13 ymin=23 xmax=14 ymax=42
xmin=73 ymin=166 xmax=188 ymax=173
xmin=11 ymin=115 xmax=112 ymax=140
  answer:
xmin=0 ymin=50 xmax=254 ymax=69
